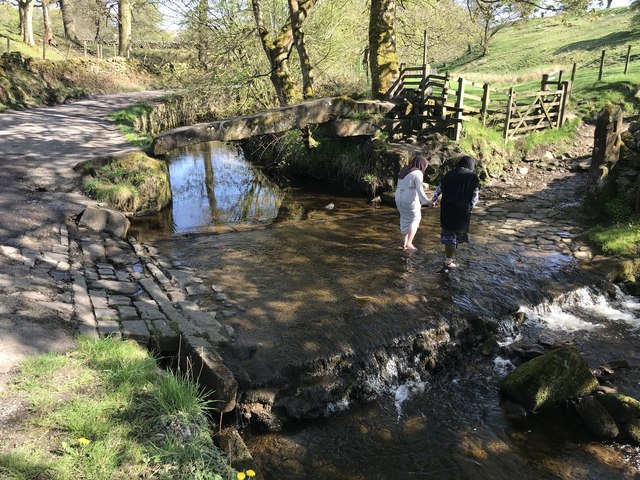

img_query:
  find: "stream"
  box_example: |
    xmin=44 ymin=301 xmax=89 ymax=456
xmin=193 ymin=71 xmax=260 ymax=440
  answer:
xmin=132 ymin=142 xmax=640 ymax=479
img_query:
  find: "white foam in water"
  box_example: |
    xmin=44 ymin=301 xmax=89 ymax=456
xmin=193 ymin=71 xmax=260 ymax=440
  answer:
xmin=498 ymin=333 xmax=522 ymax=347
xmin=494 ymin=356 xmax=516 ymax=376
xmin=522 ymin=304 xmax=603 ymax=332
xmin=391 ymin=380 xmax=428 ymax=419
xmin=522 ymin=286 xmax=640 ymax=332
xmin=325 ymin=398 xmax=350 ymax=415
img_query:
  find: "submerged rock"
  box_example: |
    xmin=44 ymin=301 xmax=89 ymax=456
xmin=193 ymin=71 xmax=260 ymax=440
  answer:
xmin=500 ymin=346 xmax=598 ymax=411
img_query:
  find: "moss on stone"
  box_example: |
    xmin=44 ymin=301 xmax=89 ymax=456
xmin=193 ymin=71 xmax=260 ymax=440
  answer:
xmin=501 ymin=346 xmax=599 ymax=411
xmin=82 ymin=151 xmax=171 ymax=215
xmin=595 ymin=392 xmax=640 ymax=423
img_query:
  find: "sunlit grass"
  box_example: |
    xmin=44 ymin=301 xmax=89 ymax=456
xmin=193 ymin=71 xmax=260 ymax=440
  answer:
xmin=1 ymin=337 xmax=234 ymax=480
xmin=587 ymin=221 xmax=640 ymax=257
xmin=108 ymin=103 xmax=155 ymax=149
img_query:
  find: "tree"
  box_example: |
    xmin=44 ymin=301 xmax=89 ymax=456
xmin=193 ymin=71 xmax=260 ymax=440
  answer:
xmin=39 ymin=0 xmax=56 ymax=45
xmin=59 ymin=0 xmax=83 ymax=44
xmin=18 ymin=0 xmax=35 ymax=45
xmin=395 ymin=0 xmax=479 ymax=66
xmin=369 ymin=0 xmax=398 ymax=99
xmin=251 ymin=0 xmax=319 ymax=105
xmin=118 ymin=0 xmax=132 ymax=56
xmin=289 ymin=0 xmax=314 ymax=98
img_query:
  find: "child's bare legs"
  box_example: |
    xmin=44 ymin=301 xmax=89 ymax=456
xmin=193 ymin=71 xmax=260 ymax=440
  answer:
xmin=403 ymin=228 xmax=418 ymax=250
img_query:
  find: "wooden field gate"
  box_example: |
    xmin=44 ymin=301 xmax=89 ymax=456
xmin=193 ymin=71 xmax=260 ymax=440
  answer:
xmin=384 ymin=65 xmax=571 ymax=141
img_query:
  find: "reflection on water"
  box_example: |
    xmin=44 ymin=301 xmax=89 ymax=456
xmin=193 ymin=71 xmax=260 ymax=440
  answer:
xmin=157 ymin=142 xmax=284 ymax=234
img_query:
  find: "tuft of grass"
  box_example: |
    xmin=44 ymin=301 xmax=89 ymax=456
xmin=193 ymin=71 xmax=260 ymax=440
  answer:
xmin=81 ymin=152 xmax=171 ymax=214
xmin=108 ymin=103 xmax=155 ymax=149
xmin=587 ymin=221 xmax=640 ymax=257
xmin=1 ymin=336 xmax=234 ymax=480
xmin=0 ymin=450 xmax=55 ymax=480
xmin=149 ymin=373 xmax=213 ymax=420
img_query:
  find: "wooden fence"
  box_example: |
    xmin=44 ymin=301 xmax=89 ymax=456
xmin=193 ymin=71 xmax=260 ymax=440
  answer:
xmin=384 ymin=64 xmax=572 ymax=141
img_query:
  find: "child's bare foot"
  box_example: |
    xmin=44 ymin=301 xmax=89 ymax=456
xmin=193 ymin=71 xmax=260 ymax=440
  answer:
xmin=404 ymin=245 xmax=418 ymax=251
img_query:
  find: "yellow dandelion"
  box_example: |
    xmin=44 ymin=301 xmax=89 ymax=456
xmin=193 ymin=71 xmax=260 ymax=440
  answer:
xmin=247 ymin=470 xmax=256 ymax=478
xmin=77 ymin=437 xmax=91 ymax=446
xmin=237 ymin=473 xmax=246 ymax=480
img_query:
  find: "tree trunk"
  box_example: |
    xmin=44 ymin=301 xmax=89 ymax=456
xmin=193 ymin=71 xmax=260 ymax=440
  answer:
xmin=118 ymin=0 xmax=132 ymax=57
xmin=195 ymin=0 xmax=209 ymax=67
xmin=59 ymin=0 xmax=82 ymax=45
xmin=41 ymin=0 xmax=56 ymax=46
xmin=288 ymin=0 xmax=314 ymax=98
xmin=251 ymin=0 xmax=300 ymax=106
xmin=18 ymin=0 xmax=36 ymax=46
xmin=606 ymin=0 xmax=613 ymax=7
xmin=368 ymin=0 xmax=398 ymax=99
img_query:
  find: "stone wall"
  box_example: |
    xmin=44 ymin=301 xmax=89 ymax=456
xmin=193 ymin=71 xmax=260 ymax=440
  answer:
xmin=620 ymin=120 xmax=640 ymax=213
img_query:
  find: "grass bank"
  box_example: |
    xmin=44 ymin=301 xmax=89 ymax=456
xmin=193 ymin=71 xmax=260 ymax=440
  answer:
xmin=0 ymin=336 xmax=237 ymax=480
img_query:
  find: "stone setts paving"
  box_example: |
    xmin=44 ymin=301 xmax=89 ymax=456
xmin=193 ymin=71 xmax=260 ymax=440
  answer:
xmin=0 ymin=222 xmax=239 ymax=411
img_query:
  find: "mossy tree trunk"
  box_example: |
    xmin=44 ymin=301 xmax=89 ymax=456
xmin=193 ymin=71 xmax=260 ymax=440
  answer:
xmin=18 ymin=0 xmax=35 ymax=46
xmin=289 ymin=0 xmax=314 ymax=99
xmin=252 ymin=0 xmax=299 ymax=105
xmin=252 ymin=0 xmax=316 ymax=105
xmin=59 ymin=0 xmax=82 ymax=45
xmin=368 ymin=0 xmax=398 ymax=100
xmin=118 ymin=0 xmax=132 ymax=57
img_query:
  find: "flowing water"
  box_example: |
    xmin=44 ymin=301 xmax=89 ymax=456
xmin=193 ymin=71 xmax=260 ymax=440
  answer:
xmin=132 ymin=142 xmax=640 ymax=480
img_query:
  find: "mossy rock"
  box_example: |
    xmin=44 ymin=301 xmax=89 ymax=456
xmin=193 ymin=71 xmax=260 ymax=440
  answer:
xmin=612 ymin=259 xmax=640 ymax=289
xmin=501 ymin=346 xmax=598 ymax=411
xmin=576 ymin=395 xmax=620 ymax=439
xmin=625 ymin=418 xmax=640 ymax=445
xmin=595 ymin=392 xmax=640 ymax=423
xmin=82 ymin=151 xmax=172 ymax=215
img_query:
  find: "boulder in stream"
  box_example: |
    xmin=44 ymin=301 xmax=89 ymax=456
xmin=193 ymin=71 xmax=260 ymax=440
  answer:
xmin=576 ymin=395 xmax=619 ymax=439
xmin=500 ymin=346 xmax=598 ymax=411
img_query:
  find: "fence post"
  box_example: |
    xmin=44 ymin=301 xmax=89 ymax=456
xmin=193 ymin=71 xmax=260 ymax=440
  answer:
xmin=422 ymin=30 xmax=428 ymax=67
xmin=441 ymin=71 xmax=450 ymax=120
xmin=598 ymin=49 xmax=605 ymax=81
xmin=558 ymin=81 xmax=570 ymax=128
xmin=453 ymin=77 xmax=465 ymax=142
xmin=504 ymin=87 xmax=514 ymax=141
xmin=481 ymin=83 xmax=490 ymax=127
xmin=541 ymin=73 xmax=549 ymax=91
xmin=624 ymin=45 xmax=631 ymax=75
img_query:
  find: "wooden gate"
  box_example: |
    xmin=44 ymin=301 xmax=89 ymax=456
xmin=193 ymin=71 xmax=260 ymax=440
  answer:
xmin=503 ymin=81 xmax=570 ymax=140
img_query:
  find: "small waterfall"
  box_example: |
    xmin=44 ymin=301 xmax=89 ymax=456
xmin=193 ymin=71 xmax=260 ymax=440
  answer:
xmin=518 ymin=285 xmax=640 ymax=332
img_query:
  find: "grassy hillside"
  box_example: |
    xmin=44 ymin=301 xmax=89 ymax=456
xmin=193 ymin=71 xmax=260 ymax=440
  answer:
xmin=446 ymin=7 xmax=640 ymax=118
